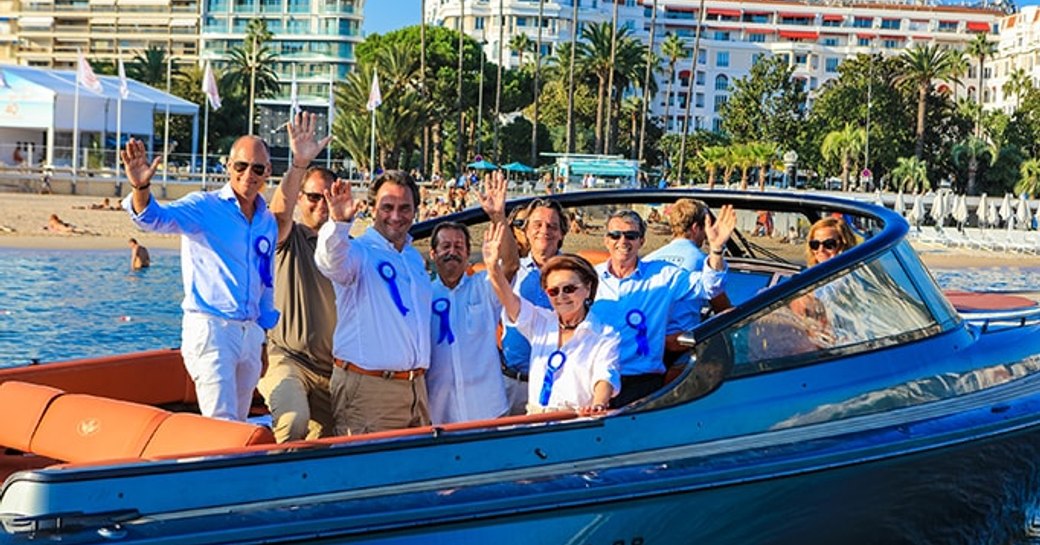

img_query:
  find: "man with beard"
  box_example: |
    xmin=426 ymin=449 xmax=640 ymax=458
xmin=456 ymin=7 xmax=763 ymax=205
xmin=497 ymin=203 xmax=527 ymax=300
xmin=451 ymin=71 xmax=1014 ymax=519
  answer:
xmin=426 ymin=173 xmax=518 ymax=424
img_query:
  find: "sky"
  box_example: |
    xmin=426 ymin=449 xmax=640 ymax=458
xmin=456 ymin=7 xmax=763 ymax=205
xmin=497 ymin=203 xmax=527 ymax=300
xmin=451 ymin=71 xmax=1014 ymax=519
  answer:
xmin=362 ymin=0 xmax=1040 ymax=37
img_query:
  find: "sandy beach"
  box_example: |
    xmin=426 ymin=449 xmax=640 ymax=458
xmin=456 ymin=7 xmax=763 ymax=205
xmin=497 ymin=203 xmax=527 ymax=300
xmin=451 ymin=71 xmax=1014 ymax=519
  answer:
xmin=2 ymin=191 xmax=1040 ymax=271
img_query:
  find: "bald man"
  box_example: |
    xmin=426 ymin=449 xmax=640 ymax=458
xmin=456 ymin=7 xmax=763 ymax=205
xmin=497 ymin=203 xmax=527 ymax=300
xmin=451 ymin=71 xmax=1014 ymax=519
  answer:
xmin=121 ymin=135 xmax=280 ymax=421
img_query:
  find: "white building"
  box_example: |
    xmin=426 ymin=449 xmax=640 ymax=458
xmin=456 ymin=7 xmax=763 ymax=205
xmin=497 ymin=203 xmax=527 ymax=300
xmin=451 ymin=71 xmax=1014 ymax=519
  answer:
xmin=426 ymin=0 xmax=1003 ymax=134
xmin=990 ymin=6 xmax=1040 ymax=115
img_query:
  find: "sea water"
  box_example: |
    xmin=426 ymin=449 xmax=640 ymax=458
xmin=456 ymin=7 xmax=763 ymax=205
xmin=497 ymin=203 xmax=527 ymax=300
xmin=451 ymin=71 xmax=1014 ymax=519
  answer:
xmin=1 ymin=248 xmax=1039 ymax=365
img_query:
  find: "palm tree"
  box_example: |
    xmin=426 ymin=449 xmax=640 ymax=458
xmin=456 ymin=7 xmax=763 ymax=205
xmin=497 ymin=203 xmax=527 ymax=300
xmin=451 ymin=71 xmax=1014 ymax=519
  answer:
xmin=1003 ymin=68 xmax=1032 ymax=109
xmin=659 ymin=33 xmax=684 ymax=133
xmin=891 ymin=156 xmax=929 ymax=194
xmin=894 ymin=43 xmax=959 ymax=160
xmin=1017 ymin=157 xmax=1040 ymax=197
xmin=821 ymin=123 xmax=866 ymax=192
xmin=698 ymin=145 xmax=726 ymax=190
xmin=966 ymin=33 xmax=997 ymax=137
xmin=946 ymin=49 xmax=969 ymax=99
xmin=749 ymin=141 xmax=780 ymax=191
xmin=564 ymin=0 xmax=579 ymax=153
xmin=579 ymin=22 xmax=616 ymax=156
xmin=621 ymin=96 xmax=642 ymax=159
xmin=508 ymin=33 xmax=534 ymax=67
xmin=731 ymin=143 xmax=756 ymax=192
xmin=129 ymin=45 xmax=170 ymax=87
xmin=951 ymin=136 xmax=997 ymax=196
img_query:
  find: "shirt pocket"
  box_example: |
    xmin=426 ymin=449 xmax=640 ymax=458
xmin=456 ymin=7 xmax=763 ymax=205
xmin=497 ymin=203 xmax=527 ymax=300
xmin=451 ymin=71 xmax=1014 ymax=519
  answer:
xmin=464 ymin=296 xmax=494 ymax=335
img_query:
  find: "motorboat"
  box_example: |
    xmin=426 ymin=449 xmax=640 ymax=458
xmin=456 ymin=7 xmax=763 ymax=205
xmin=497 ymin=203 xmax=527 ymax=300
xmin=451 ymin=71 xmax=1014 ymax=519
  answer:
xmin=2 ymin=189 xmax=1040 ymax=544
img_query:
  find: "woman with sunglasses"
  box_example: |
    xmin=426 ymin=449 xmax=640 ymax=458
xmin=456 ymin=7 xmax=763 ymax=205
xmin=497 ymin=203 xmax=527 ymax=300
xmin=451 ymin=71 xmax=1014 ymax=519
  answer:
xmin=805 ymin=217 xmax=857 ymax=266
xmin=482 ymin=223 xmax=621 ymax=415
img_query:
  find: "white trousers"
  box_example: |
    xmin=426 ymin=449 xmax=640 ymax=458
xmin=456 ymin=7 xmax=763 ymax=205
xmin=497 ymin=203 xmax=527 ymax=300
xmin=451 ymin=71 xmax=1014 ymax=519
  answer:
xmin=181 ymin=312 xmax=265 ymax=421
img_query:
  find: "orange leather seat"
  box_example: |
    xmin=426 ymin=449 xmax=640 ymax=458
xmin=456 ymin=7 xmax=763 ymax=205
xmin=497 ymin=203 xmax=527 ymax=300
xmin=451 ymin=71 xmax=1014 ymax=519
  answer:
xmin=30 ymin=393 xmax=171 ymax=464
xmin=575 ymin=249 xmax=609 ymax=265
xmin=143 ymin=413 xmax=275 ymax=458
xmin=0 ymin=381 xmax=63 ymax=452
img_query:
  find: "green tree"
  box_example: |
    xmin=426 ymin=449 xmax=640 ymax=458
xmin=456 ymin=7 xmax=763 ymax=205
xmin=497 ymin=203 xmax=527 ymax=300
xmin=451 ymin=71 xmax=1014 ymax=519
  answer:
xmin=951 ymin=136 xmax=997 ymax=196
xmin=748 ymin=141 xmax=780 ymax=191
xmin=719 ymin=55 xmax=807 ymax=148
xmin=579 ymin=21 xmax=618 ymax=155
xmin=508 ymin=33 xmax=534 ymax=67
xmin=1004 ymin=68 xmax=1032 ymax=110
xmin=891 ymin=156 xmax=929 ymax=193
xmin=129 ymin=45 xmax=172 ymax=87
xmin=966 ymin=33 xmax=997 ymax=137
xmin=659 ymin=33 xmax=685 ymax=132
xmin=1016 ymin=157 xmax=1040 ymax=197
xmin=894 ymin=43 xmax=960 ymax=160
xmin=697 ymin=145 xmax=727 ymax=190
xmin=821 ymin=123 xmax=866 ymax=192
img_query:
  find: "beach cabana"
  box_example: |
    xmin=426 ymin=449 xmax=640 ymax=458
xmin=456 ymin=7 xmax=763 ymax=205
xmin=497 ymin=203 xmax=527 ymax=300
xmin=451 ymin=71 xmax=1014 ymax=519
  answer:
xmin=501 ymin=162 xmax=535 ymax=174
xmin=467 ymin=159 xmax=498 ymax=171
xmin=0 ymin=64 xmax=199 ymax=171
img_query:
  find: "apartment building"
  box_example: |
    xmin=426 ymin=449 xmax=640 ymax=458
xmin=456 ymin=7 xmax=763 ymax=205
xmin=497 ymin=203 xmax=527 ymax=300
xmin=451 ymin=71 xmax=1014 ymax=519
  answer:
xmin=990 ymin=5 xmax=1040 ymax=114
xmin=426 ymin=0 xmax=1003 ymax=133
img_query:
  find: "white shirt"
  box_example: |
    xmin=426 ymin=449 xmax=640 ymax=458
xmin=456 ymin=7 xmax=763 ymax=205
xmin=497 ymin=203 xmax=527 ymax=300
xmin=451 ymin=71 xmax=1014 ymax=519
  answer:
xmin=593 ymin=258 xmax=725 ymax=376
xmin=315 ymin=220 xmax=432 ymax=371
xmin=645 ymin=238 xmax=709 ymax=334
xmin=427 ymin=272 xmax=509 ymax=425
xmin=508 ymin=299 xmax=622 ymax=411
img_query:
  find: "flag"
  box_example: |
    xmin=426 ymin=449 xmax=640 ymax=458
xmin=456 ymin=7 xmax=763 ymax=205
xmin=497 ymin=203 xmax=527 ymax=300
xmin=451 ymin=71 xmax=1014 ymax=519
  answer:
xmin=289 ymin=64 xmax=300 ymax=115
xmin=77 ymin=52 xmax=103 ymax=94
xmin=202 ymin=62 xmax=221 ymax=110
xmin=117 ymin=58 xmax=129 ymax=99
xmin=366 ymin=69 xmax=381 ymax=112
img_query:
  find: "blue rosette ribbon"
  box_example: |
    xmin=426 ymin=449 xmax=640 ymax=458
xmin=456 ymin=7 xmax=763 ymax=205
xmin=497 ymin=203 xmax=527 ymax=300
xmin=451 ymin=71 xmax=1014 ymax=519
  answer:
xmin=626 ymin=309 xmax=650 ymax=356
xmin=432 ymin=297 xmax=455 ymax=345
xmin=254 ymin=236 xmax=273 ymax=288
xmin=539 ymin=350 xmax=567 ymax=406
xmin=378 ymin=261 xmax=410 ymax=316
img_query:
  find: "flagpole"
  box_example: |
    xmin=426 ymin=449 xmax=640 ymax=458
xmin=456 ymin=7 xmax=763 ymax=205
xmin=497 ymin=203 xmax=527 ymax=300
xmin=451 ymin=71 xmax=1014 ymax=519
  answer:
xmin=73 ymin=49 xmax=81 ymax=193
xmin=162 ymin=55 xmax=172 ymax=199
xmin=288 ymin=63 xmax=296 ymax=170
xmin=202 ymin=99 xmax=209 ymax=190
xmin=369 ymin=67 xmax=377 ymax=185
xmin=115 ymin=51 xmax=123 ymax=186
xmin=326 ymin=64 xmax=334 ymax=169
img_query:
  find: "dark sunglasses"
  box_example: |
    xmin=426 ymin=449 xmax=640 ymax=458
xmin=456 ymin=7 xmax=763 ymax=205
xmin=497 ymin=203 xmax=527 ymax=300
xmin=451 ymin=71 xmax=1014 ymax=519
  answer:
xmin=545 ymin=284 xmax=582 ymax=297
xmin=231 ymin=161 xmax=267 ymax=176
xmin=302 ymin=192 xmax=324 ymax=203
xmin=809 ymin=238 xmax=840 ymax=251
xmin=606 ymin=230 xmax=641 ymax=241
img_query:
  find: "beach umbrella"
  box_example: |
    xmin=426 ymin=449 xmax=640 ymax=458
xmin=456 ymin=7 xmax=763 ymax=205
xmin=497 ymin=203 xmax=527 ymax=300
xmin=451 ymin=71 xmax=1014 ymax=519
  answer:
xmin=908 ymin=194 xmax=923 ymax=226
xmin=1016 ymin=195 xmax=1032 ymax=230
xmin=466 ymin=159 xmax=499 ymax=171
xmin=873 ymin=190 xmax=884 ymax=207
xmin=893 ymin=191 xmax=905 ymax=216
xmin=929 ymin=191 xmax=947 ymax=227
xmin=952 ymin=194 xmax=969 ymax=229
xmin=989 ymin=202 xmax=999 ymax=229
xmin=999 ymin=193 xmax=1013 ymax=225
xmin=976 ymin=193 xmax=990 ymax=227
xmin=501 ymin=161 xmax=536 ymax=173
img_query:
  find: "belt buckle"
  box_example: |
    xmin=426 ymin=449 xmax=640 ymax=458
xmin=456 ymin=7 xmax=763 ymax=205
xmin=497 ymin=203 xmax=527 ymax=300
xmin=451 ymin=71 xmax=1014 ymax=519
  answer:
xmin=382 ymin=370 xmax=394 ymax=380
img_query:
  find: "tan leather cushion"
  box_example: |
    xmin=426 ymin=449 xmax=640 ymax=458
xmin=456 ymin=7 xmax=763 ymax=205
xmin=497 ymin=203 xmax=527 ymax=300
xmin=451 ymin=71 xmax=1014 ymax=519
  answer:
xmin=0 ymin=381 xmax=64 ymax=452
xmin=31 ymin=394 xmax=170 ymax=463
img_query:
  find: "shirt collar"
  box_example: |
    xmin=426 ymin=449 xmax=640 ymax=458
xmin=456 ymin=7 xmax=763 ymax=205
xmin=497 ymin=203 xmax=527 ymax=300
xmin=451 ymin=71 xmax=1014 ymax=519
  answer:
xmin=601 ymin=258 xmax=645 ymax=280
xmin=217 ymin=183 xmax=268 ymax=214
xmin=361 ymin=225 xmax=414 ymax=252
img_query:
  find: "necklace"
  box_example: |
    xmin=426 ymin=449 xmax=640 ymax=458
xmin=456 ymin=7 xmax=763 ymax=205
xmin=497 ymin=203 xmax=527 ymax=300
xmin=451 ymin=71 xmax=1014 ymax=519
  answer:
xmin=559 ymin=313 xmax=586 ymax=331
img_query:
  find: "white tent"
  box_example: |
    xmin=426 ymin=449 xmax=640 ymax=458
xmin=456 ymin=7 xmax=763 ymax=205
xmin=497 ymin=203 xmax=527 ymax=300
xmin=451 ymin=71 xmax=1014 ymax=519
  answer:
xmin=952 ymin=194 xmax=969 ymax=228
xmin=977 ymin=193 xmax=990 ymax=227
xmin=1016 ymin=195 xmax=1032 ymax=230
xmin=893 ymin=191 xmax=905 ymax=217
xmin=0 ymin=64 xmax=198 ymax=169
xmin=908 ymin=194 xmax=924 ymax=226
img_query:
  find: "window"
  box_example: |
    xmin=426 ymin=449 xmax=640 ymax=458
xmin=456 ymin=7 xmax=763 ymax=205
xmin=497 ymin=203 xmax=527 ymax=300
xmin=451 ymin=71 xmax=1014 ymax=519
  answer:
xmin=825 ymin=57 xmax=839 ymax=72
xmin=713 ymin=31 xmax=730 ymax=41
xmin=713 ymin=94 xmax=727 ymax=112
xmin=698 ymin=49 xmax=706 ymax=64
xmin=857 ymin=38 xmax=871 ymax=47
xmin=260 ymin=0 xmax=278 ymax=11
xmin=475 ymin=16 xmax=484 ymax=30
xmin=702 ymin=250 xmax=936 ymax=378
xmin=853 ymin=17 xmax=872 ymax=28
xmin=794 ymin=53 xmax=808 ymax=66
xmin=822 ymin=37 xmax=838 ymax=46
xmin=880 ymin=18 xmax=900 ymax=30
xmin=716 ymin=51 xmax=729 ymax=67
xmin=883 ymin=39 xmax=900 ymax=49
xmin=937 ymin=20 xmax=957 ymax=31
xmin=712 ymin=117 xmax=723 ymax=132
xmin=714 ymin=74 xmax=729 ymax=90
xmin=748 ymin=33 xmax=765 ymax=43
xmin=695 ymin=92 xmax=704 ymax=107
xmin=695 ymin=70 xmax=705 ymax=86
xmin=287 ymin=0 xmax=307 ymax=12
xmin=516 ymin=16 xmax=526 ymax=27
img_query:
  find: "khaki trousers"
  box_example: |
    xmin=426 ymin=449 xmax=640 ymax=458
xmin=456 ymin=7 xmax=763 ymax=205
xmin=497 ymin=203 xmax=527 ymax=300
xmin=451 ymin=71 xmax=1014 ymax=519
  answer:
xmin=257 ymin=349 xmax=334 ymax=442
xmin=329 ymin=365 xmax=431 ymax=436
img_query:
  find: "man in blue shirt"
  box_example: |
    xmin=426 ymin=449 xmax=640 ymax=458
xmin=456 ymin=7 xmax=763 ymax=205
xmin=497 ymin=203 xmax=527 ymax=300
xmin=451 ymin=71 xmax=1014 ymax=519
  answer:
xmin=121 ymin=135 xmax=279 ymax=422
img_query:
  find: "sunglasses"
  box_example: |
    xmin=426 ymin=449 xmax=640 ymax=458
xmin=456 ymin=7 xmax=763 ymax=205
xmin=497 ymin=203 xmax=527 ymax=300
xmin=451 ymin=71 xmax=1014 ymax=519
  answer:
xmin=606 ymin=230 xmax=641 ymax=241
xmin=231 ymin=161 xmax=267 ymax=176
xmin=302 ymin=192 xmax=324 ymax=203
xmin=545 ymin=283 xmax=582 ymax=297
xmin=809 ymin=238 xmax=840 ymax=251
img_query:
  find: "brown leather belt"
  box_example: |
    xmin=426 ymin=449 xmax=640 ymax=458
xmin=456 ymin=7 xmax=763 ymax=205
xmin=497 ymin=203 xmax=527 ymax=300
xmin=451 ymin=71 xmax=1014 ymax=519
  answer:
xmin=334 ymin=359 xmax=425 ymax=381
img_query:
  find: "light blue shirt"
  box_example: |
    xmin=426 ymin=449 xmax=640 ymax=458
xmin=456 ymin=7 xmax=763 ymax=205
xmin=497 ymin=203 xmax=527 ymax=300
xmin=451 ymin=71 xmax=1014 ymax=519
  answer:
xmin=645 ymin=238 xmax=708 ymax=334
xmin=122 ymin=184 xmax=279 ymax=327
xmin=501 ymin=256 xmax=553 ymax=374
xmin=592 ymin=258 xmax=726 ymax=376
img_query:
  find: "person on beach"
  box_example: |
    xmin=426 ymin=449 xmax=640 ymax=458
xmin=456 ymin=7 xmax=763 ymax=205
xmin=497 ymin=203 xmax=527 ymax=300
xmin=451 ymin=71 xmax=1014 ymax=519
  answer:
xmin=593 ymin=207 xmax=735 ymax=408
xmin=257 ymin=112 xmax=338 ymax=443
xmin=315 ymin=169 xmax=433 ymax=435
xmin=46 ymin=213 xmax=96 ymax=235
xmin=426 ymin=173 xmax=518 ymax=425
xmin=500 ymin=197 xmax=570 ymax=415
xmin=120 ymin=134 xmax=280 ymax=422
xmin=482 ymin=223 xmax=621 ymax=414
xmin=128 ymin=237 xmax=150 ymax=269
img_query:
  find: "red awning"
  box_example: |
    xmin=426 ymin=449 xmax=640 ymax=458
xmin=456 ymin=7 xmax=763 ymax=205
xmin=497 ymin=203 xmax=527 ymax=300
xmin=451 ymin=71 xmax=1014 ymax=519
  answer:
xmin=966 ymin=21 xmax=991 ymax=32
xmin=745 ymin=28 xmax=775 ymax=34
xmin=822 ymin=14 xmax=844 ymax=21
xmin=707 ymin=8 xmax=741 ymax=17
xmin=710 ymin=26 xmax=741 ymax=31
xmin=912 ymin=35 xmax=931 ymax=41
xmin=778 ymin=12 xmax=813 ymax=19
xmin=665 ymin=5 xmax=698 ymax=13
xmin=678 ymin=69 xmax=691 ymax=78
xmin=856 ymin=33 xmax=878 ymax=39
xmin=779 ymin=30 xmax=819 ymax=40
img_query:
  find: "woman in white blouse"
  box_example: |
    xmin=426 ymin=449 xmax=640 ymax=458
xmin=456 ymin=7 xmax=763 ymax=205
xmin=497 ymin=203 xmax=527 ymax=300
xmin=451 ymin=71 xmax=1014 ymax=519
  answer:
xmin=482 ymin=223 xmax=621 ymax=414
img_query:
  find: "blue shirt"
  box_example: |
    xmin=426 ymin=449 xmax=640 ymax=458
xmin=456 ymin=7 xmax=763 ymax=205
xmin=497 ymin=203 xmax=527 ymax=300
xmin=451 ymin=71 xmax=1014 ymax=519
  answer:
xmin=592 ymin=259 xmax=725 ymax=376
xmin=122 ymin=184 xmax=279 ymax=327
xmin=645 ymin=238 xmax=708 ymax=334
xmin=501 ymin=256 xmax=553 ymax=373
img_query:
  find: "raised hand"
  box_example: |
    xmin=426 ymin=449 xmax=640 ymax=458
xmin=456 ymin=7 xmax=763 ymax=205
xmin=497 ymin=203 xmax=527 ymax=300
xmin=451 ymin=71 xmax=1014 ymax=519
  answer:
xmin=477 ymin=170 xmax=508 ymax=223
xmin=287 ymin=111 xmax=333 ymax=168
xmin=705 ymin=204 xmax=737 ymax=252
xmin=325 ymin=178 xmax=356 ymax=222
xmin=482 ymin=222 xmax=505 ymax=272
xmin=120 ymin=138 xmax=161 ymax=189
